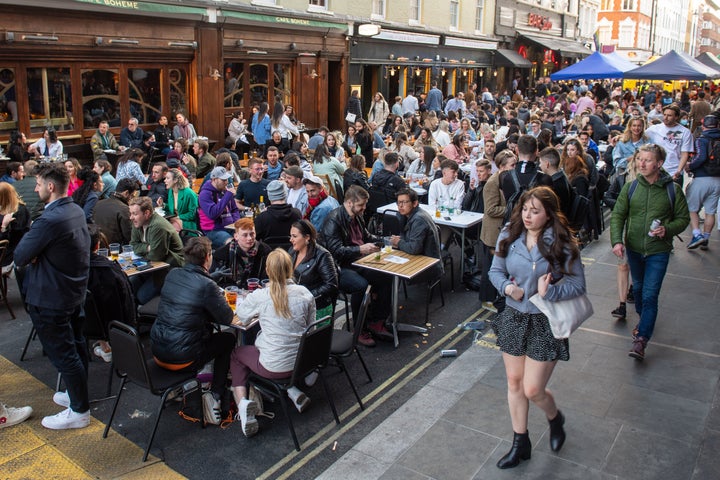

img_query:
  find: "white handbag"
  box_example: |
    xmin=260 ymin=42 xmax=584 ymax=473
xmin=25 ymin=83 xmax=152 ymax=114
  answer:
xmin=529 ymin=292 xmax=594 ymax=339
xmin=345 ymin=112 xmax=356 ymax=123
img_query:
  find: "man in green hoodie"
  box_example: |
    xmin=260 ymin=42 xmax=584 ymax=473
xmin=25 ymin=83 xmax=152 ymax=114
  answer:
xmin=610 ymin=143 xmax=690 ymax=360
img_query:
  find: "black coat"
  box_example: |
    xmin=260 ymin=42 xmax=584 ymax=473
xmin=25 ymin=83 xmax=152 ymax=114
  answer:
xmin=151 ymin=264 xmax=233 ymax=364
xmin=211 ymin=240 xmax=272 ymax=289
xmin=320 ymin=206 xmax=379 ymax=268
xmin=289 ymin=243 xmax=338 ymax=309
xmin=254 ymin=204 xmax=302 ymax=242
xmin=88 ymin=253 xmax=136 ymax=328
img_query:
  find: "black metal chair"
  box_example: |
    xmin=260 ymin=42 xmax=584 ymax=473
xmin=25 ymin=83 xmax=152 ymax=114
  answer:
xmin=330 ymin=286 xmax=372 ymax=410
xmin=262 ymin=235 xmax=292 ymax=251
xmin=382 ymin=209 xmax=405 ymax=236
xmin=83 ymin=289 xmax=114 ymax=397
xmin=247 ymin=316 xmax=340 ymax=451
xmin=103 ymin=321 xmax=203 ymax=462
xmin=16 ymin=265 xmax=37 ymax=362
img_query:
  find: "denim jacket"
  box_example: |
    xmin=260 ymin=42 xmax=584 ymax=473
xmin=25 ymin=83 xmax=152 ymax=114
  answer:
xmin=489 ymin=227 xmax=586 ymax=314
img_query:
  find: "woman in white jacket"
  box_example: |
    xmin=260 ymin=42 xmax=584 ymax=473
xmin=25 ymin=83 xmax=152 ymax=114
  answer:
xmin=367 ymin=92 xmax=389 ymax=130
xmin=230 ymin=249 xmax=316 ymax=437
xmin=271 ymin=99 xmax=300 ymax=140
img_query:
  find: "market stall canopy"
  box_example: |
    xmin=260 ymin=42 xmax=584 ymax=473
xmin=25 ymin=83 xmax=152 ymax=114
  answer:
xmin=550 ymin=51 xmax=637 ymax=81
xmin=624 ymin=50 xmax=720 ymax=80
xmin=694 ymin=52 xmax=720 ymax=73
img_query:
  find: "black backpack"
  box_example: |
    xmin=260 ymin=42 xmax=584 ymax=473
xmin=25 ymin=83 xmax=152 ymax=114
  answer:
xmin=705 ymin=138 xmax=720 ymax=176
xmin=503 ymin=169 xmax=526 ymax=224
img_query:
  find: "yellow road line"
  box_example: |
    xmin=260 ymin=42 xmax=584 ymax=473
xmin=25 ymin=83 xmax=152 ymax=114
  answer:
xmin=258 ymin=308 xmax=491 ymax=480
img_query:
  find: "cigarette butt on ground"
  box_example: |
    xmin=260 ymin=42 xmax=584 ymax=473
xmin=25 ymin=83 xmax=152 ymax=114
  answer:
xmin=332 ymin=441 xmax=338 ymax=451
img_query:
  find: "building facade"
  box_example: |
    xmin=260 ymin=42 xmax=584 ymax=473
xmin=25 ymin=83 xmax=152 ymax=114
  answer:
xmin=697 ymin=0 xmax=720 ymax=56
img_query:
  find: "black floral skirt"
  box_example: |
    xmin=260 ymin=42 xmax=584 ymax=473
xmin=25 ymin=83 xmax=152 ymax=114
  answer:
xmin=490 ymin=306 xmax=569 ymax=362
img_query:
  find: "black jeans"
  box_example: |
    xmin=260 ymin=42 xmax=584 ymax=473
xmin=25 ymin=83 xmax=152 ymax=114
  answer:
xmin=478 ymin=242 xmax=498 ymax=302
xmin=29 ymin=305 xmax=89 ymax=413
xmin=180 ymin=331 xmax=235 ymax=397
xmin=339 ymin=267 xmax=392 ymax=326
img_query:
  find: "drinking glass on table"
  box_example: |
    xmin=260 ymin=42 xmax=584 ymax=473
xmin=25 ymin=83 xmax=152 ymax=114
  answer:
xmin=97 ymin=248 xmax=109 ymax=258
xmin=225 ymin=286 xmax=240 ymax=311
xmin=109 ymin=243 xmax=120 ymax=261
xmin=247 ymin=277 xmax=260 ymax=291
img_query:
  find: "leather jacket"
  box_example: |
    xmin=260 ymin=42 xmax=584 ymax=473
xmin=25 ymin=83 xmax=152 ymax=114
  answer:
xmin=289 ymin=243 xmax=338 ymax=309
xmin=320 ymin=206 xmax=380 ymax=268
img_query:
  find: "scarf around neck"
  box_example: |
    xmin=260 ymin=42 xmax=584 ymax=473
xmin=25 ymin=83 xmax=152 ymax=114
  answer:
xmin=304 ymin=189 xmax=328 ymax=218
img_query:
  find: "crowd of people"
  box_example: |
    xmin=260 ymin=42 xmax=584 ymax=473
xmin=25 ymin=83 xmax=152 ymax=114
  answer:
xmin=5 ymin=79 xmax=718 ymax=472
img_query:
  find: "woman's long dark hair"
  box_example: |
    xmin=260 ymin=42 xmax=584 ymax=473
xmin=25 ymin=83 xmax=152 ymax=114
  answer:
xmin=421 ymin=146 xmax=436 ymax=176
xmin=271 ymin=97 xmax=284 ymax=129
xmin=72 ymin=167 xmax=100 ymax=208
xmin=496 ymin=186 xmax=579 ymax=274
xmin=313 ymin=144 xmax=330 ymax=164
xmin=257 ymin=102 xmax=269 ymax=123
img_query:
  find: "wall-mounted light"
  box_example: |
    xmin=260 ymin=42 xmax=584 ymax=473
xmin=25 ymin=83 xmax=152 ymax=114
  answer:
xmin=289 ymin=42 xmax=296 ymax=50
xmin=388 ymin=54 xmax=395 ymax=60
xmin=479 ymin=69 xmax=484 ymax=77
xmin=441 ymin=68 xmax=446 ymax=76
xmin=414 ymin=56 xmax=420 ymax=61
xmin=168 ymin=41 xmax=198 ymax=49
xmin=22 ymin=34 xmax=59 ymax=42
xmin=109 ymin=38 xmax=139 ymax=45
xmin=493 ymin=70 xmax=497 ymax=77
xmin=235 ymin=39 xmax=244 ymax=47
xmin=209 ymin=67 xmax=222 ymax=80
xmin=389 ymin=67 xmax=397 ymax=76
xmin=415 ymin=67 xmax=422 ymax=76
xmin=462 ymin=69 xmax=468 ymax=77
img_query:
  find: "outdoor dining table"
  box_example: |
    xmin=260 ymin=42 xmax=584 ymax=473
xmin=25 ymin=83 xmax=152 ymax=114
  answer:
xmin=353 ymin=248 xmax=439 ymax=347
xmin=376 ymin=202 xmax=483 ymax=277
xmin=123 ymin=261 xmax=170 ymax=277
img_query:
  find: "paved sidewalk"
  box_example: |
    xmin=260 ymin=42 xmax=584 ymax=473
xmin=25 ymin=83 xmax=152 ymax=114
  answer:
xmin=319 ymin=232 xmax=720 ymax=480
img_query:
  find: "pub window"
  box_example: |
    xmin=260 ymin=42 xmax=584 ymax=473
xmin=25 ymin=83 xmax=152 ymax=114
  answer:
xmin=0 ymin=68 xmax=18 ymax=135
xmin=169 ymin=68 xmax=188 ymax=117
xmin=224 ymin=63 xmax=244 ymax=108
xmin=82 ymin=69 xmax=120 ymax=130
xmin=273 ymin=63 xmax=292 ymax=107
xmin=410 ymin=0 xmax=421 ymax=22
xmin=249 ymin=64 xmax=269 ymax=106
xmin=129 ymin=68 xmax=162 ymax=126
xmin=26 ymin=67 xmax=74 ymax=134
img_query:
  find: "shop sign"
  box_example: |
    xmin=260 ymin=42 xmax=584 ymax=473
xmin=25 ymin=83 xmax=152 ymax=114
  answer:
xmin=528 ymin=13 xmax=552 ymax=31
xmin=222 ymin=10 xmax=347 ymax=31
xmin=374 ymin=30 xmax=439 ymax=45
xmin=444 ymin=37 xmax=497 ymax=50
xmin=74 ymin=0 xmax=205 ymax=14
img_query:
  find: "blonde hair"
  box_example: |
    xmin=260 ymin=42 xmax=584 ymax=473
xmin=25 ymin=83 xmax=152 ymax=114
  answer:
xmin=0 ymin=182 xmax=23 ymax=215
xmin=167 ymin=168 xmax=189 ymax=190
xmin=266 ymin=249 xmax=293 ymax=319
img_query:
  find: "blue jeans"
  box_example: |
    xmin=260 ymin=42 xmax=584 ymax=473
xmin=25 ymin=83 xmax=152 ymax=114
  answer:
xmin=205 ymin=229 xmax=232 ymax=249
xmin=29 ymin=305 xmax=90 ymax=413
xmin=625 ymin=250 xmax=670 ymax=340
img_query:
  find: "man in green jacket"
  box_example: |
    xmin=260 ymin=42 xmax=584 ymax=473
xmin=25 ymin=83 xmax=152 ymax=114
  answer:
xmin=610 ymin=143 xmax=690 ymax=360
xmin=129 ymin=196 xmax=184 ymax=304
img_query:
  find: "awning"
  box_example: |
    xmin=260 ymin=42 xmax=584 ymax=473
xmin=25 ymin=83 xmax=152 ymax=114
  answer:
xmin=495 ymin=49 xmax=532 ymax=68
xmin=520 ymin=34 xmax=590 ymax=58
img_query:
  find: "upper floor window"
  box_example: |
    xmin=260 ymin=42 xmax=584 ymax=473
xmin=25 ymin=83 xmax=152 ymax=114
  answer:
xmin=372 ymin=0 xmax=385 ymax=19
xmin=409 ymin=0 xmax=421 ymax=23
xmin=450 ymin=0 xmax=459 ymax=29
xmin=475 ymin=0 xmax=484 ymax=32
xmin=309 ymin=0 xmax=327 ymax=8
xmin=622 ymin=0 xmax=635 ymax=11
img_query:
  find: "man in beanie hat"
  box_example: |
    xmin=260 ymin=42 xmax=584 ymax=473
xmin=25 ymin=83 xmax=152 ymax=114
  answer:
xmin=283 ymin=165 xmax=308 ymax=213
xmin=254 ymin=179 xmax=302 ymax=242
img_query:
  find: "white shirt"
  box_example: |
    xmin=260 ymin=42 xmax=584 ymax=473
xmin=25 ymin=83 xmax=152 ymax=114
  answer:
xmin=428 ymin=178 xmax=465 ymax=210
xmin=645 ymin=122 xmax=694 ymax=175
xmin=30 ymin=138 xmax=63 ymax=158
xmin=272 ymin=114 xmax=299 ymax=139
xmin=287 ymin=185 xmax=308 ymax=214
xmin=235 ymin=282 xmax=316 ymax=373
xmin=433 ymin=129 xmax=451 ymax=147
xmin=402 ymin=95 xmax=419 ymax=115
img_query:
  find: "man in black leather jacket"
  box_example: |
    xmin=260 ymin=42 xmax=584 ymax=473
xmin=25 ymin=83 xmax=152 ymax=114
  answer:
xmin=320 ymin=185 xmax=393 ymax=341
xmin=151 ymin=236 xmax=235 ymax=425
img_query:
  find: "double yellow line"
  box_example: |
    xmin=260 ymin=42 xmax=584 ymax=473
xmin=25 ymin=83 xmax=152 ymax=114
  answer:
xmin=259 ymin=307 xmax=492 ymax=480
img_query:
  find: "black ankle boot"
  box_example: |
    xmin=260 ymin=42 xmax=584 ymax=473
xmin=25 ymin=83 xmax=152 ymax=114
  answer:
xmin=496 ymin=431 xmax=531 ymax=469
xmin=548 ymin=410 xmax=566 ymax=452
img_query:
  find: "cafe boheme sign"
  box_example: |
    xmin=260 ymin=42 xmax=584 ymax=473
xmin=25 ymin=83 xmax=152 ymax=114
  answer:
xmin=528 ymin=13 xmax=552 ymax=31
xmin=74 ymin=0 xmax=207 ymax=14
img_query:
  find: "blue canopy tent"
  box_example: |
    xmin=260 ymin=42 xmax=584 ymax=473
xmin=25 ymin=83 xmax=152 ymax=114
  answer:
xmin=694 ymin=52 xmax=720 ymax=73
xmin=624 ymin=50 xmax=720 ymax=80
xmin=550 ymin=51 xmax=637 ymax=81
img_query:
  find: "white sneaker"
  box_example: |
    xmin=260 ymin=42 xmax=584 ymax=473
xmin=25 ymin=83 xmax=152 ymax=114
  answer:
xmin=0 ymin=404 xmax=33 ymax=428
xmin=202 ymin=392 xmax=222 ymax=426
xmin=53 ymin=391 xmax=70 ymax=408
xmin=287 ymin=386 xmax=311 ymax=413
xmin=236 ymin=398 xmax=258 ymax=437
xmin=41 ymin=408 xmax=90 ymax=430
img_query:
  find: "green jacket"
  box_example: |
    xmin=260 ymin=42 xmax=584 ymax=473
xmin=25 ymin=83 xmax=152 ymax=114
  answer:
xmin=130 ymin=212 xmax=185 ymax=267
xmin=167 ymin=187 xmax=199 ymax=231
xmin=610 ymin=171 xmax=690 ymax=255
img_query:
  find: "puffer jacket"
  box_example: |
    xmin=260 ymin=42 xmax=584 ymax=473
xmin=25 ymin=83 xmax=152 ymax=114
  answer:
xmin=689 ymin=128 xmax=720 ymax=177
xmin=289 ymin=243 xmax=338 ymax=309
xmin=320 ymin=206 xmax=380 ymax=267
xmin=151 ymin=264 xmax=233 ymax=364
xmin=489 ymin=227 xmax=586 ymax=314
xmin=610 ymin=171 xmax=690 ymax=255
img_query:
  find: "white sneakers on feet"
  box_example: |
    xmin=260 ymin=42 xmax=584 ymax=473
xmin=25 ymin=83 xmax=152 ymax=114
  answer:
xmin=202 ymin=392 xmax=222 ymax=425
xmin=41 ymin=408 xmax=90 ymax=430
xmin=0 ymin=404 xmax=33 ymax=428
xmin=53 ymin=390 xmax=70 ymax=408
xmin=287 ymin=386 xmax=311 ymax=413
xmin=236 ymin=398 xmax=258 ymax=437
